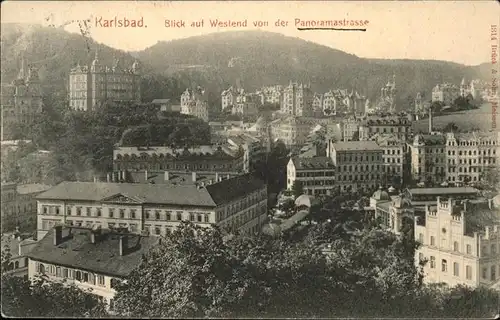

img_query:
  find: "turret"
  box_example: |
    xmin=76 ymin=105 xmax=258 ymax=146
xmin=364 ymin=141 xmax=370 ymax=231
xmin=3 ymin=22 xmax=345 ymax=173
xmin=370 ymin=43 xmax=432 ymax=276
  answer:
xmin=91 ymin=49 xmax=100 ymax=72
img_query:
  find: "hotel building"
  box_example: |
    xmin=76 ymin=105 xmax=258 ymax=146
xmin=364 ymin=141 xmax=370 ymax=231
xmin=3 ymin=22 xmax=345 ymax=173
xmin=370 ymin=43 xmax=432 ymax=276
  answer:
xmin=359 ymin=115 xmax=412 ymax=141
xmin=431 ymin=83 xmax=460 ymax=105
xmin=69 ymin=51 xmax=141 ymax=111
xmin=287 ymin=156 xmax=336 ymax=196
xmin=269 ymin=116 xmax=314 ymax=148
xmin=415 ymin=197 xmax=500 ymax=288
xmin=35 ymin=174 xmax=268 ymax=240
xmin=327 ymin=141 xmax=384 ymax=193
xmin=280 ymin=82 xmax=314 ymax=117
xmin=180 ymin=87 xmax=209 ymax=122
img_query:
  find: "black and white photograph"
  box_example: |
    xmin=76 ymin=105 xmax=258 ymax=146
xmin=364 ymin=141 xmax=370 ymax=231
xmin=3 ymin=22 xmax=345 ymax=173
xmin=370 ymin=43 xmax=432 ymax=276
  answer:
xmin=1 ymin=0 xmax=499 ymax=318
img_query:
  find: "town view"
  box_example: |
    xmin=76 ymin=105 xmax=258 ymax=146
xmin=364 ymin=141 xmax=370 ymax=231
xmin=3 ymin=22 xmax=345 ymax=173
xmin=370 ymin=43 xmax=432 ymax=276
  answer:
xmin=1 ymin=1 xmax=499 ymax=318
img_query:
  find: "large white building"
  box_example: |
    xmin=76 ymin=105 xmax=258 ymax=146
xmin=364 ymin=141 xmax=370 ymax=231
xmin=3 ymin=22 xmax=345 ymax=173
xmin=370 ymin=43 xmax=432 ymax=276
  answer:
xmin=35 ymin=174 xmax=268 ymax=240
xmin=180 ymin=87 xmax=209 ymax=122
xmin=280 ymin=82 xmax=314 ymax=117
xmin=415 ymin=197 xmax=500 ymax=288
xmin=287 ymin=156 xmax=336 ymax=196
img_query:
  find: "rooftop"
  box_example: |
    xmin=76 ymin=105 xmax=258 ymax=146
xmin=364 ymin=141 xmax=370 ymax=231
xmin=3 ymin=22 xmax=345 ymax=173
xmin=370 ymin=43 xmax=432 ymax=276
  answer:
xmin=331 ymin=141 xmax=381 ymax=151
xmin=408 ymin=187 xmax=479 ymax=196
xmin=130 ymin=171 xmax=240 ymax=186
xmin=151 ymin=99 xmax=170 ymax=104
xmin=37 ymin=174 xmax=265 ymax=207
xmin=16 ymin=183 xmax=52 ymax=195
xmin=27 ymin=227 xmax=159 ymax=277
xmin=291 ymin=156 xmax=335 ymax=170
xmin=113 ymin=145 xmax=240 ymax=160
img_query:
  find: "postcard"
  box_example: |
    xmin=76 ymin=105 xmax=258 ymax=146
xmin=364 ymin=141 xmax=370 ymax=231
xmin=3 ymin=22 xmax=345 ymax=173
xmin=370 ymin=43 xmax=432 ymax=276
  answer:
xmin=1 ymin=1 xmax=499 ymax=319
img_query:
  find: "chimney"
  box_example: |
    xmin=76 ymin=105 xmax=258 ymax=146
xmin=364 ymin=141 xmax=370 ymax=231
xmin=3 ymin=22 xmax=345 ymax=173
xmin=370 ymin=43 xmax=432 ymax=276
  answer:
xmin=119 ymin=235 xmax=128 ymax=256
xmin=164 ymin=171 xmax=170 ymax=181
xmin=106 ymin=173 xmax=111 ymax=182
xmin=145 ymin=170 xmax=148 ymax=182
xmin=192 ymin=171 xmax=197 ymax=182
xmin=53 ymin=225 xmax=63 ymax=246
xmin=428 ymin=107 xmax=433 ymax=133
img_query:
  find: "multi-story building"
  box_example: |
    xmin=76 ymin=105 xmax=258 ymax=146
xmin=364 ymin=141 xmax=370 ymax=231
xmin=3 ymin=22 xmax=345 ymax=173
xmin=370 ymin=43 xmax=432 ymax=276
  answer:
xmin=280 ymin=82 xmax=314 ymax=117
xmin=221 ymin=86 xmax=238 ymax=110
xmin=445 ymin=131 xmax=499 ymax=185
xmin=113 ymin=145 xmax=244 ymax=173
xmin=180 ymin=87 xmax=209 ymax=122
xmin=227 ymin=134 xmax=266 ymax=173
xmin=410 ymin=131 xmax=500 ymax=186
xmin=232 ymin=92 xmax=259 ymax=118
xmin=373 ymin=134 xmax=409 ymax=186
xmin=69 ymin=51 xmax=141 ymax=111
xmin=1 ymin=182 xmax=52 ymax=232
xmin=27 ymin=226 xmax=159 ymax=308
xmin=257 ymin=85 xmax=283 ymax=105
xmin=415 ymin=197 xmax=500 ymax=287
xmin=341 ymin=117 xmax=360 ymax=142
xmin=431 ymin=83 xmax=460 ymax=105
xmin=409 ymin=134 xmax=448 ymax=185
xmin=327 ymin=141 xmax=384 ymax=193
xmin=377 ymin=75 xmax=397 ymax=113
xmin=287 ymin=156 xmax=336 ymax=196
xmin=403 ymin=187 xmax=481 ymax=210
xmin=343 ymin=91 xmax=366 ymax=115
xmin=35 ymin=174 xmax=268 ymax=240
xmin=322 ymin=90 xmax=338 ymax=116
xmin=359 ymin=115 xmax=412 ymax=141
xmin=1 ymin=58 xmax=43 ymax=140
xmin=269 ymin=116 xmax=314 ymax=148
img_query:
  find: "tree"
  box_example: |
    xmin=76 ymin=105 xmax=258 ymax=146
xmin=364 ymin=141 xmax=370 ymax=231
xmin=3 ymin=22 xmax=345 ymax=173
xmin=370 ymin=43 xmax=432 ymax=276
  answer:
xmin=442 ymin=122 xmax=459 ymax=133
xmin=291 ymin=180 xmax=304 ymax=198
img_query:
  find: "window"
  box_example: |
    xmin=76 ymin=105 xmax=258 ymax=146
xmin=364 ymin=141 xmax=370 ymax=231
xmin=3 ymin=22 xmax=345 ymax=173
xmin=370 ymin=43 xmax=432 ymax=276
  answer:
xmin=197 ymin=214 xmax=202 ymax=222
xmin=453 ymin=262 xmax=459 ymax=276
xmin=86 ymin=207 xmax=91 ymax=216
xmin=166 ymin=211 xmax=171 ymax=221
xmin=14 ymin=261 xmax=19 ymax=269
xmin=155 ymin=226 xmax=161 ymax=235
xmin=131 ymin=210 xmax=136 ymax=219
xmin=492 ymin=266 xmax=497 ymax=281
xmin=56 ymin=267 xmax=62 ymax=277
xmin=482 ymin=267 xmax=488 ymax=279
xmin=98 ymin=275 xmax=105 ymax=286
xmin=56 ymin=207 xmax=60 ymax=215
xmin=63 ymin=268 xmax=68 ymax=278
xmin=76 ymin=207 xmax=81 ymax=216
xmin=441 ymin=259 xmax=447 ymax=272
xmin=466 ymin=244 xmax=472 ymax=254
xmin=453 ymin=241 xmax=459 ymax=252
xmin=204 ymin=214 xmax=209 ymax=223
xmin=190 ymin=213 xmax=195 ymax=221
xmin=83 ymin=272 xmax=89 ymax=282
xmin=96 ymin=208 xmax=102 ymax=217
xmin=430 ymin=256 xmax=435 ymax=269
xmin=75 ymin=271 xmax=82 ymax=281
xmin=491 ymin=244 xmax=497 ymax=255
xmin=109 ymin=209 xmax=114 ymax=218
xmin=430 ymin=236 xmax=435 ymax=246
xmin=145 ymin=211 xmax=150 ymax=219
xmin=418 ymin=233 xmax=424 ymax=243
xmin=43 ymin=206 xmax=48 ymax=214
xmin=155 ymin=211 xmax=160 ymax=220
xmin=120 ymin=209 xmax=125 ymax=218
xmin=466 ymin=266 xmax=472 ymax=280
xmin=177 ymin=212 xmax=183 ymax=220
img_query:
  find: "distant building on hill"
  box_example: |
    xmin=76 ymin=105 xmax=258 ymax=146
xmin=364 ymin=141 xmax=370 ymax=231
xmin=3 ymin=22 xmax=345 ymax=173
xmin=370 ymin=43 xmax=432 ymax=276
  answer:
xmin=280 ymin=82 xmax=314 ymax=117
xmin=180 ymin=87 xmax=209 ymax=122
xmin=1 ymin=56 xmax=43 ymax=141
xmin=68 ymin=50 xmax=141 ymax=111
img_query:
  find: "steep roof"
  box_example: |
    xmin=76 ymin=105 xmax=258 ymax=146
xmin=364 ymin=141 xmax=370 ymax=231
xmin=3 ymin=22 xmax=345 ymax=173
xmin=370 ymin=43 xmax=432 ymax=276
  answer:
xmin=27 ymin=227 xmax=159 ymax=277
xmin=205 ymin=174 xmax=266 ymax=206
xmin=36 ymin=182 xmax=218 ymax=207
xmin=16 ymin=184 xmax=52 ymax=195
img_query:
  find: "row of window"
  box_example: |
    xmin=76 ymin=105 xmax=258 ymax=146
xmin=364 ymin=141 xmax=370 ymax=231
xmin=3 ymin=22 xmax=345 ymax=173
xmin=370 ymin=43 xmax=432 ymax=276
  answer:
xmin=338 ymin=174 xmax=381 ymax=182
xmin=338 ymin=165 xmax=382 ymax=172
xmin=295 ymin=172 xmax=336 ymax=178
xmin=424 ymin=256 xmax=498 ymax=281
xmin=420 ymin=234 xmax=497 ymax=257
xmin=36 ymin=262 xmax=107 ymax=287
xmin=337 ymin=154 xmax=382 ymax=162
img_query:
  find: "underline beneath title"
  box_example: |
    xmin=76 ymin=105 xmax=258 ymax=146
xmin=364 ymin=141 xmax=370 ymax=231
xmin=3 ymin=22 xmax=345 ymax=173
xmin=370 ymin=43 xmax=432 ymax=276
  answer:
xmin=297 ymin=27 xmax=367 ymax=32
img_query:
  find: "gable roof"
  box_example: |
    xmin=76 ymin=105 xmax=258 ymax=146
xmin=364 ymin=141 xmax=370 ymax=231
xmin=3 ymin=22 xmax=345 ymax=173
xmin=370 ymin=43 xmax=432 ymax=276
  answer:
xmin=291 ymin=156 xmax=334 ymax=170
xmin=331 ymin=141 xmax=381 ymax=151
xmin=205 ymin=174 xmax=266 ymax=206
xmin=27 ymin=227 xmax=159 ymax=277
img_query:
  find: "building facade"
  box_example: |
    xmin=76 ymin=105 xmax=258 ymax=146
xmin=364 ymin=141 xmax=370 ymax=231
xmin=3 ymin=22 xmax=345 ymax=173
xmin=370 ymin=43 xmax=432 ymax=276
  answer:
xmin=269 ymin=116 xmax=314 ymax=148
xmin=327 ymin=141 xmax=384 ymax=193
xmin=1 ymin=58 xmax=43 ymax=141
xmin=415 ymin=197 xmax=500 ymax=287
xmin=431 ymin=83 xmax=460 ymax=105
xmin=180 ymin=87 xmax=209 ymax=122
xmin=359 ymin=115 xmax=412 ymax=141
xmin=287 ymin=157 xmax=336 ymax=196
xmin=280 ymin=82 xmax=314 ymax=117
xmin=370 ymin=188 xmax=414 ymax=235
xmin=373 ymin=134 xmax=409 ymax=186
xmin=69 ymin=52 xmax=141 ymax=111
xmin=410 ymin=132 xmax=500 ymax=186
xmin=36 ymin=174 xmax=268 ymax=240
xmin=257 ymin=85 xmax=283 ymax=105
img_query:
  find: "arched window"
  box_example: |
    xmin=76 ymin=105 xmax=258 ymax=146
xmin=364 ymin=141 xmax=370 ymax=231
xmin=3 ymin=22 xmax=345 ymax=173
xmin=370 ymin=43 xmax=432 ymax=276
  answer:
xmin=75 ymin=270 xmax=82 ymax=281
xmin=453 ymin=241 xmax=459 ymax=252
xmin=14 ymin=261 xmax=19 ymax=269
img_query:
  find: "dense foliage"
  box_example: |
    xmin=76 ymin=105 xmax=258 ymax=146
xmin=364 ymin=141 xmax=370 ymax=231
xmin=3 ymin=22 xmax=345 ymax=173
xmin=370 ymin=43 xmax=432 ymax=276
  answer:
xmin=6 ymin=102 xmax=211 ymax=185
xmin=113 ymin=222 xmax=499 ymax=318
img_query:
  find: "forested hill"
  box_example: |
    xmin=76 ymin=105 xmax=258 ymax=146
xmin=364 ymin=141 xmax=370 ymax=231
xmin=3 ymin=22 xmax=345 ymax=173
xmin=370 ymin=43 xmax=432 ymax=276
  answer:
xmin=1 ymin=24 xmax=489 ymax=110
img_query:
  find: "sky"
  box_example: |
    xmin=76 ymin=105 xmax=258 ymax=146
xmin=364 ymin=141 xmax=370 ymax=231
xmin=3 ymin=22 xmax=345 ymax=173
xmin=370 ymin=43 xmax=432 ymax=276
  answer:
xmin=1 ymin=0 xmax=499 ymax=66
